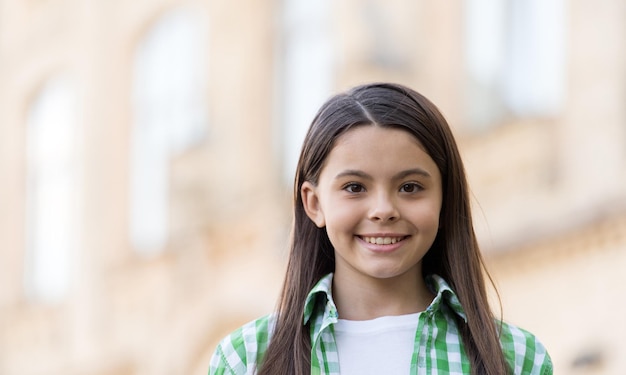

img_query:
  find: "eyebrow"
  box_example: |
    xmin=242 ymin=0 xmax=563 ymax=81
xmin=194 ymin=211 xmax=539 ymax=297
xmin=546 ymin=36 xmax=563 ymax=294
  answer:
xmin=335 ymin=168 xmax=432 ymax=180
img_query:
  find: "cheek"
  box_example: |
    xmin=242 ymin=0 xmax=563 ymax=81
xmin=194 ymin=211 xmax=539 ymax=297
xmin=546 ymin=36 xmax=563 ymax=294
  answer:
xmin=324 ymin=204 xmax=360 ymax=228
xmin=411 ymin=202 xmax=442 ymax=230
xmin=320 ymin=198 xmax=363 ymax=236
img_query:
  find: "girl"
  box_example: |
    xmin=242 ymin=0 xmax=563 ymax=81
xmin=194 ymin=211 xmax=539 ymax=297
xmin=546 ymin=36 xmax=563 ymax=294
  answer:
xmin=209 ymin=83 xmax=552 ymax=375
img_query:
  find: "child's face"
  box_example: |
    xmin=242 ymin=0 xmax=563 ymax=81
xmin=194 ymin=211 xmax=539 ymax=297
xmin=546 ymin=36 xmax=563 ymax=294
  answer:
xmin=301 ymin=125 xmax=443 ymax=284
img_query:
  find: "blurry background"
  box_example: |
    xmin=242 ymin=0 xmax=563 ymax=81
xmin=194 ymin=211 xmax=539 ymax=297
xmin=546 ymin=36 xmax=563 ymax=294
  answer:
xmin=0 ymin=0 xmax=625 ymax=374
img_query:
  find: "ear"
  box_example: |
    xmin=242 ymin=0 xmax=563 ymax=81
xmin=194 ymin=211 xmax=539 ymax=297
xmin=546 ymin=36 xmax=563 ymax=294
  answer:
xmin=301 ymin=181 xmax=326 ymax=228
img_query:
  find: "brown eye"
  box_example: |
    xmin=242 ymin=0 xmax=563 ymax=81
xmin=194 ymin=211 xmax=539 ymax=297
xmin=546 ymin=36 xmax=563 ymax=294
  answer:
xmin=344 ymin=183 xmax=365 ymax=193
xmin=400 ymin=183 xmax=421 ymax=193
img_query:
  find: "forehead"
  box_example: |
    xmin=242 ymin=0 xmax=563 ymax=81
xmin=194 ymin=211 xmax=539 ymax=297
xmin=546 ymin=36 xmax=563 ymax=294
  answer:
xmin=321 ymin=125 xmax=439 ymax=176
xmin=334 ymin=125 xmax=425 ymax=151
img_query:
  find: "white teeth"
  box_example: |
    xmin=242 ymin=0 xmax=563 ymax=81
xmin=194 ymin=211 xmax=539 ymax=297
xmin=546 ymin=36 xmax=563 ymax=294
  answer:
xmin=363 ymin=237 xmax=403 ymax=245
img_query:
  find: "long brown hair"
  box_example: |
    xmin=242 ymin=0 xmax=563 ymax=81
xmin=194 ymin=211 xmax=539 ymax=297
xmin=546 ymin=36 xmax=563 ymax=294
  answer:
xmin=259 ymin=83 xmax=509 ymax=375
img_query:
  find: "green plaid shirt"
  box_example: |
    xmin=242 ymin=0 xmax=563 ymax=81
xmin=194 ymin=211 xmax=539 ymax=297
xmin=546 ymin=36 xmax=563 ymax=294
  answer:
xmin=209 ymin=273 xmax=553 ymax=374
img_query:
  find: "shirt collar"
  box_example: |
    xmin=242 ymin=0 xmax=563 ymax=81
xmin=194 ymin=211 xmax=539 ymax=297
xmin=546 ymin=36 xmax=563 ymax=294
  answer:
xmin=425 ymin=274 xmax=467 ymax=322
xmin=302 ymin=273 xmax=467 ymax=325
xmin=303 ymin=273 xmax=336 ymax=325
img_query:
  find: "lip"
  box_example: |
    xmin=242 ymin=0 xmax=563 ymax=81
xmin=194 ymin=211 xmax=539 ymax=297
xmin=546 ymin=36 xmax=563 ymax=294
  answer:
xmin=356 ymin=234 xmax=410 ymax=253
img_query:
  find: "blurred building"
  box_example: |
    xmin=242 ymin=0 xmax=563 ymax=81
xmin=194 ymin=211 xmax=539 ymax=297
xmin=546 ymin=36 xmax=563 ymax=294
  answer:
xmin=0 ymin=0 xmax=624 ymax=374
xmin=0 ymin=0 xmax=285 ymax=374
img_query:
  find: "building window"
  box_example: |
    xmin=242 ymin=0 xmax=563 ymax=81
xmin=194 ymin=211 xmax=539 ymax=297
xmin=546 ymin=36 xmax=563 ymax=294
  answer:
xmin=25 ymin=74 xmax=80 ymax=302
xmin=465 ymin=0 xmax=567 ymax=129
xmin=130 ymin=8 xmax=208 ymax=255
xmin=281 ymin=0 xmax=335 ymax=182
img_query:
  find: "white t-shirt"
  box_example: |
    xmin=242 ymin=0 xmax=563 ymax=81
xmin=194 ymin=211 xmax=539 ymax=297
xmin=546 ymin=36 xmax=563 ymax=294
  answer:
xmin=334 ymin=312 xmax=421 ymax=375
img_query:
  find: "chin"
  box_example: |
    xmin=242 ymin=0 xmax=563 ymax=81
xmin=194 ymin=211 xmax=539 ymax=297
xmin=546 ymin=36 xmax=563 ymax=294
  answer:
xmin=364 ymin=267 xmax=412 ymax=280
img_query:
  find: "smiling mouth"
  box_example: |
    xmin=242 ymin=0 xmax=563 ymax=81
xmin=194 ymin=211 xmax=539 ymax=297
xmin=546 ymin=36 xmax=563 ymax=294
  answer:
xmin=359 ymin=236 xmax=408 ymax=245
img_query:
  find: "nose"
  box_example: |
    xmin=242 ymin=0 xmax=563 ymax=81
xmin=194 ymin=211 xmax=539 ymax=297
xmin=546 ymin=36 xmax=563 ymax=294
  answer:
xmin=368 ymin=191 xmax=399 ymax=222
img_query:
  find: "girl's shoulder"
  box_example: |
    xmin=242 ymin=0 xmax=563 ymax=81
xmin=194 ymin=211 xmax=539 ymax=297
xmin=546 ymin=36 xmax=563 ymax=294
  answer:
xmin=498 ymin=321 xmax=554 ymax=375
xmin=208 ymin=314 xmax=277 ymax=375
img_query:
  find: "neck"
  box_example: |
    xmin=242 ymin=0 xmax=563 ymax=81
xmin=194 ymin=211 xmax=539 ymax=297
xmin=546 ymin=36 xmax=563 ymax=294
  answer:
xmin=332 ymin=268 xmax=434 ymax=321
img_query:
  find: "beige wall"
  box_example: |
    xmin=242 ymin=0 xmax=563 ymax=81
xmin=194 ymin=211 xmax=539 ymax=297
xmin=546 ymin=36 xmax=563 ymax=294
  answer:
xmin=488 ymin=213 xmax=626 ymax=374
xmin=0 ymin=0 xmax=284 ymax=374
